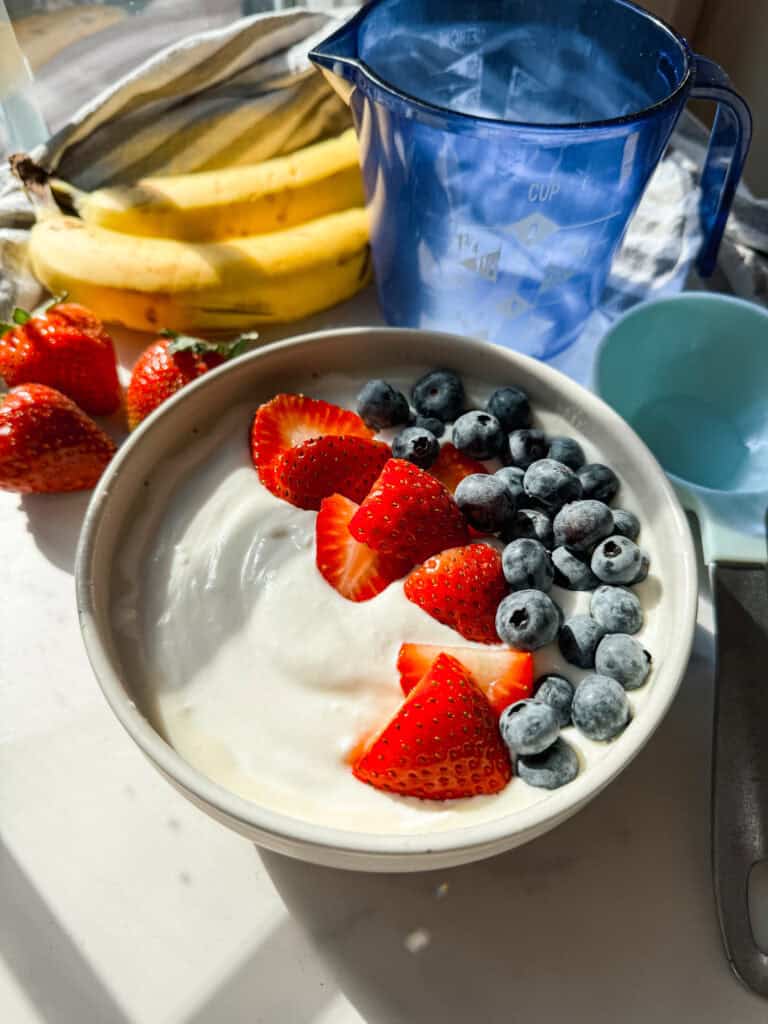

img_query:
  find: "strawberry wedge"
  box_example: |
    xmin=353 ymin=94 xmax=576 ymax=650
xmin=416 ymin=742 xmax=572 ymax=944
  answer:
xmin=397 ymin=643 xmax=533 ymax=716
xmin=404 ymin=543 xmax=507 ymax=644
xmin=429 ymin=442 xmax=487 ymax=493
xmin=316 ymin=493 xmax=411 ymax=602
xmin=251 ymin=393 xmax=373 ymax=490
xmin=353 ymin=653 xmax=511 ymax=800
xmin=349 ymin=458 xmax=468 ymax=563
xmin=272 ymin=435 xmax=390 ymax=510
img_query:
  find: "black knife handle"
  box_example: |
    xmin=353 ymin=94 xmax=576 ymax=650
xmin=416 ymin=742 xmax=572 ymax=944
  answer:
xmin=711 ymin=563 xmax=768 ymax=996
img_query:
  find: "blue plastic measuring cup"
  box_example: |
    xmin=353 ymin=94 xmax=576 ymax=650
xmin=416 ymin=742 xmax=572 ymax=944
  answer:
xmin=595 ymin=293 xmax=768 ymax=996
xmin=310 ymin=0 xmax=751 ymax=360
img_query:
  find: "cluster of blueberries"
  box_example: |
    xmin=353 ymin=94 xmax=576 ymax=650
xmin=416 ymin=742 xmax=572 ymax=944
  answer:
xmin=357 ymin=368 xmax=652 ymax=791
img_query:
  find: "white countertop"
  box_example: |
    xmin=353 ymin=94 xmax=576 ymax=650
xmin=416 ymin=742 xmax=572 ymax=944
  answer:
xmin=1 ymin=291 xmax=767 ymax=1023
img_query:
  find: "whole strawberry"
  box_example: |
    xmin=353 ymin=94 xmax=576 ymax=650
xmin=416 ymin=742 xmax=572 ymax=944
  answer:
xmin=126 ymin=330 xmax=254 ymax=429
xmin=0 ymin=301 xmax=120 ymax=416
xmin=0 ymin=381 xmax=116 ymax=493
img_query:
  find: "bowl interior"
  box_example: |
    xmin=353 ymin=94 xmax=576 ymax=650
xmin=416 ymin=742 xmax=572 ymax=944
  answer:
xmin=77 ymin=327 xmax=697 ymax=868
xmin=595 ymin=294 xmax=768 ymax=495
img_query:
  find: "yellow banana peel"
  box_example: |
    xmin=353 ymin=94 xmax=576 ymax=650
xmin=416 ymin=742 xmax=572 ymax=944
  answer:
xmin=55 ymin=128 xmax=365 ymax=242
xmin=28 ymin=206 xmax=372 ymax=333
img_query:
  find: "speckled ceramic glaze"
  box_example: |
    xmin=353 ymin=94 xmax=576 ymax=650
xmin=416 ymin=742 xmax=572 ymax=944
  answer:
xmin=76 ymin=328 xmax=697 ymax=871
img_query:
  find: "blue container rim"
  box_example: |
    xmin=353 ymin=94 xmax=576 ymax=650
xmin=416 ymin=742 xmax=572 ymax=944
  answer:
xmin=311 ymin=0 xmax=695 ymax=133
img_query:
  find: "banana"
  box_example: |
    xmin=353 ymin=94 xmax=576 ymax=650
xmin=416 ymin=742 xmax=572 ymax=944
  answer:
xmin=28 ymin=207 xmax=372 ymax=333
xmin=54 ymin=129 xmax=365 ymax=242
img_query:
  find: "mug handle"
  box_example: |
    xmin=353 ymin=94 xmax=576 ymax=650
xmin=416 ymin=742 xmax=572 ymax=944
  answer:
xmin=689 ymin=55 xmax=752 ymax=277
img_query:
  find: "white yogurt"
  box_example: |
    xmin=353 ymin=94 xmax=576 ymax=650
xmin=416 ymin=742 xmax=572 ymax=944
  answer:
xmin=113 ymin=373 xmax=662 ymax=834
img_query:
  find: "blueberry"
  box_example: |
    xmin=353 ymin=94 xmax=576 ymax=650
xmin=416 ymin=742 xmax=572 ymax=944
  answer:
xmin=631 ymin=554 xmax=650 ymax=584
xmin=572 ymin=675 xmax=630 ymax=741
xmin=507 ymin=428 xmax=548 ymax=470
xmin=411 ymin=368 xmax=465 ymax=422
xmin=552 ymin=500 xmax=614 ymax=553
xmin=391 ymin=425 xmax=440 ymax=469
xmin=502 ymin=538 xmax=554 ymax=592
xmin=455 ymin=474 xmax=515 ymax=533
xmin=551 ymin=546 xmax=599 ymax=591
xmin=414 ymin=415 xmax=445 ymax=438
xmin=452 ymin=410 xmax=504 ymax=459
xmin=591 ymin=535 xmax=643 ymax=585
xmin=496 ymin=589 xmax=561 ymax=651
xmin=494 ymin=466 xmax=525 ymax=505
xmin=590 ymin=586 xmax=643 ymax=634
xmin=486 ymin=386 xmax=531 ymax=431
xmin=523 ymin=458 xmax=582 ymax=512
xmin=499 ymin=699 xmax=560 ymax=756
xmin=595 ymin=634 xmax=652 ymax=690
xmin=517 ymin=737 xmax=579 ymax=789
xmin=547 ymin=436 xmax=585 ymax=471
xmin=505 ymin=507 xmax=554 ymax=550
xmin=577 ymin=463 xmax=619 ymax=504
xmin=558 ymin=614 xmax=606 ymax=668
xmin=356 ymin=379 xmax=410 ymax=429
xmin=612 ymin=508 xmax=640 ymax=541
xmin=534 ymin=674 xmax=574 ymax=727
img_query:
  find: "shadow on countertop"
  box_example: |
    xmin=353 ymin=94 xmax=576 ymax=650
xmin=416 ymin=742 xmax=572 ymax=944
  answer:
xmin=21 ymin=490 xmax=91 ymax=574
xmin=0 ymin=836 xmax=134 ymax=1024
xmin=258 ymin=620 xmax=768 ymax=1024
xmin=19 ymin=402 xmax=129 ymax=575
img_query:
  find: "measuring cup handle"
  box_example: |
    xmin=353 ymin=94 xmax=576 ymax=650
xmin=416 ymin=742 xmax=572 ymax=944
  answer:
xmin=689 ymin=55 xmax=752 ymax=277
xmin=711 ymin=563 xmax=768 ymax=996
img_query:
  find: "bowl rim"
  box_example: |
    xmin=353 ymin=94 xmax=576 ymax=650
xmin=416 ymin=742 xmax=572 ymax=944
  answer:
xmin=76 ymin=326 xmax=699 ymax=861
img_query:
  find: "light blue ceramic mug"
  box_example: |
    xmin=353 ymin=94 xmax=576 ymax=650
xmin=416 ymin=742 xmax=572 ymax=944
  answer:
xmin=595 ymin=292 xmax=768 ymax=996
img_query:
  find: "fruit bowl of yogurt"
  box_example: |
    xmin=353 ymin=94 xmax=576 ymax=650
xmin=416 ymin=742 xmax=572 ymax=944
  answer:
xmin=76 ymin=327 xmax=697 ymax=871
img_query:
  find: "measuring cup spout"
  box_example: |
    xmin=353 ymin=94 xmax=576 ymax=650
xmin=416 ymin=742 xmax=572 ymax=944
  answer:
xmin=309 ymin=18 xmax=365 ymax=105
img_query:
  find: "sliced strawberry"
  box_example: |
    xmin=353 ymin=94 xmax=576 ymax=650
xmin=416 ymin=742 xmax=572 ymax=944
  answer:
xmin=397 ymin=643 xmax=534 ymax=715
xmin=353 ymin=653 xmax=511 ymax=800
xmin=348 ymin=458 xmax=469 ymax=563
xmin=404 ymin=543 xmax=508 ymax=644
xmin=250 ymin=394 xmax=373 ymax=489
xmin=270 ymin=435 xmax=390 ymax=510
xmin=429 ymin=442 xmax=488 ymax=493
xmin=316 ymin=493 xmax=411 ymax=602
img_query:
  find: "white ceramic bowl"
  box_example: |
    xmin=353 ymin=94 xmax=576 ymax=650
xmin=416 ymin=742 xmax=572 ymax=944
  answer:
xmin=76 ymin=327 xmax=697 ymax=872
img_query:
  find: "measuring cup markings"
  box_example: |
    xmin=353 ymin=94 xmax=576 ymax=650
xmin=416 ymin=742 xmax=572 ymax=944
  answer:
xmin=454 ymin=226 xmax=502 ymax=266
xmin=561 ymin=209 xmax=624 ymax=232
xmin=460 ymin=248 xmax=501 ymax=281
xmin=450 ymin=84 xmax=483 ymax=110
xmin=438 ymin=26 xmax=486 ymax=51
xmin=527 ymin=181 xmax=561 ymax=202
xmin=447 ymin=214 xmax=602 ymax=328
xmin=313 ymin=0 xmax=751 ymax=355
xmin=494 ymin=294 xmax=533 ymax=320
xmin=454 ymin=229 xmax=503 ymax=279
xmin=505 ymin=65 xmax=545 ymax=118
xmin=508 ymin=211 xmax=559 ymax=247
xmin=441 ymin=51 xmax=482 ymax=81
xmin=537 ymin=264 xmax=578 ymax=293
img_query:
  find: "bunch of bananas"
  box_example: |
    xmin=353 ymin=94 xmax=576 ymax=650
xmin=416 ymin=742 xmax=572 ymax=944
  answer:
xmin=24 ymin=129 xmax=371 ymax=333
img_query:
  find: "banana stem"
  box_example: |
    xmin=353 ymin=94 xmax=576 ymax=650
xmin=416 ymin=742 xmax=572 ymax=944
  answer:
xmin=10 ymin=154 xmax=67 ymax=215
